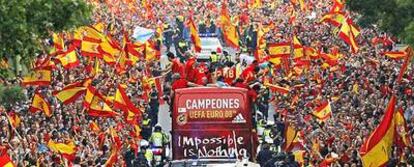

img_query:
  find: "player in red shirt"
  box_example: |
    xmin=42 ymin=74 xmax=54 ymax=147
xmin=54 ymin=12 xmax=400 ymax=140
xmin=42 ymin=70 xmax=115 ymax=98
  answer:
xmin=167 ymin=52 xmax=185 ymax=77
xmin=223 ymin=62 xmax=236 ymax=85
xmin=185 ymin=53 xmax=196 ymax=81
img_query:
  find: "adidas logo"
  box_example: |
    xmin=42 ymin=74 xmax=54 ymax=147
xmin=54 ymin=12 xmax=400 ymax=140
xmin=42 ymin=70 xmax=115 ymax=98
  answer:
xmin=232 ymin=113 xmax=246 ymax=123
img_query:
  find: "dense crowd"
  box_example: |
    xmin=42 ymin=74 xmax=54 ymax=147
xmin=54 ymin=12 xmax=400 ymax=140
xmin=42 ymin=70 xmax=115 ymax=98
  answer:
xmin=0 ymin=0 xmax=413 ymax=166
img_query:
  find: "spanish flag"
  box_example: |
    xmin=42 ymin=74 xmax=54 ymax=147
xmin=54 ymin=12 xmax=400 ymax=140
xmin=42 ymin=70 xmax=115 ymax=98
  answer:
xmin=105 ymin=145 xmax=119 ymax=167
xmin=384 ymin=51 xmax=407 ymax=60
xmin=394 ymin=108 xmax=411 ymax=148
xmin=22 ymin=68 xmax=52 ymax=86
xmin=320 ymin=12 xmax=345 ymax=27
xmin=284 ymin=122 xmax=301 ymax=151
xmin=187 ymin=17 xmax=202 ymax=52
xmin=47 ymin=140 xmax=77 ymax=161
xmin=304 ymin=46 xmax=320 ymax=59
xmin=338 ymin=18 xmax=360 ymax=53
xmin=330 ymin=0 xmax=344 ymax=13
xmin=293 ymin=35 xmax=304 ymax=59
xmin=220 ymin=2 xmax=239 ymax=49
xmin=81 ymin=37 xmax=102 ymax=57
xmin=293 ymin=150 xmax=305 ymax=165
xmin=55 ymin=48 xmax=80 ymax=69
xmin=268 ymin=42 xmax=291 ymax=59
xmin=145 ymin=40 xmax=160 ymax=61
xmin=0 ymin=152 xmax=15 ymax=167
xmin=29 ymin=92 xmax=52 ymax=117
xmin=84 ymin=86 xmax=117 ymax=118
xmin=264 ymin=83 xmax=290 ymax=95
xmin=6 ymin=112 xmax=21 ymax=128
xmin=53 ymin=82 xmax=86 ymax=104
xmin=360 ymin=95 xmax=396 ymax=167
xmin=52 ymin=33 xmax=64 ymax=54
xmin=312 ymin=101 xmax=332 ymax=122
xmin=255 ymin=25 xmax=267 ymax=62
xmin=89 ymin=120 xmax=101 ymax=133
xmin=114 ymin=84 xmax=142 ymax=124
xmin=110 ymin=127 xmax=122 ymax=149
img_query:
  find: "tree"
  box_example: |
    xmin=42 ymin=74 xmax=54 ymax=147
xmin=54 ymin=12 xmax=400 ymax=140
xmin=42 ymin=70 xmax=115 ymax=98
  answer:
xmin=348 ymin=0 xmax=414 ymax=46
xmin=0 ymin=85 xmax=26 ymax=110
xmin=0 ymin=0 xmax=92 ymax=75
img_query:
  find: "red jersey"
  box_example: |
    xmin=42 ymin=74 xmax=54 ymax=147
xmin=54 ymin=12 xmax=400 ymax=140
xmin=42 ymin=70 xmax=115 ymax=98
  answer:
xmin=241 ymin=66 xmax=256 ymax=83
xmin=172 ymin=79 xmax=188 ymax=91
xmin=171 ymin=59 xmax=185 ymax=77
xmin=185 ymin=57 xmax=196 ymax=75
xmin=223 ymin=67 xmax=236 ymax=84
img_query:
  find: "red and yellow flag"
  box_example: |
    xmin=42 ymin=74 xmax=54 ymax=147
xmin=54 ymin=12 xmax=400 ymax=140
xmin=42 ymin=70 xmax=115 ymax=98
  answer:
xmin=6 ymin=112 xmax=21 ymax=128
xmin=53 ymin=82 xmax=86 ymax=104
xmin=312 ymin=101 xmax=332 ymax=122
xmin=359 ymin=95 xmax=396 ymax=167
xmin=338 ymin=18 xmax=360 ymax=53
xmin=89 ymin=120 xmax=101 ymax=133
xmin=47 ymin=140 xmax=77 ymax=161
xmin=320 ymin=12 xmax=345 ymax=27
xmin=394 ymin=108 xmax=412 ymax=148
xmin=0 ymin=152 xmax=15 ymax=167
xmin=105 ymin=145 xmax=119 ymax=167
xmin=384 ymin=51 xmax=407 ymax=60
xmin=22 ymin=68 xmax=52 ymax=86
xmin=145 ymin=40 xmax=160 ymax=61
xmin=264 ymin=83 xmax=290 ymax=95
xmin=220 ymin=2 xmax=239 ymax=49
xmin=114 ymin=84 xmax=142 ymax=124
xmin=187 ymin=17 xmax=202 ymax=52
xmin=81 ymin=38 xmax=102 ymax=57
xmin=284 ymin=122 xmax=300 ymax=151
xmin=293 ymin=35 xmax=304 ymax=59
xmin=268 ymin=42 xmax=291 ymax=59
xmin=330 ymin=0 xmax=344 ymax=13
xmin=84 ymin=86 xmax=118 ymax=117
xmin=55 ymin=48 xmax=80 ymax=69
xmin=29 ymin=92 xmax=52 ymax=117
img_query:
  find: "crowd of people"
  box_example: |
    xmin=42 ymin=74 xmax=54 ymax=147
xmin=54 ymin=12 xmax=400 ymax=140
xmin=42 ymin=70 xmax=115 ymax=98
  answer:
xmin=0 ymin=0 xmax=413 ymax=166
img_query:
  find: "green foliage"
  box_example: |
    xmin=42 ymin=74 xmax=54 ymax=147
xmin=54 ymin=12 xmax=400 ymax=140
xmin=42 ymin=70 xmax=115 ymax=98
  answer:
xmin=0 ymin=0 xmax=92 ymax=69
xmin=0 ymin=85 xmax=26 ymax=110
xmin=348 ymin=0 xmax=414 ymax=46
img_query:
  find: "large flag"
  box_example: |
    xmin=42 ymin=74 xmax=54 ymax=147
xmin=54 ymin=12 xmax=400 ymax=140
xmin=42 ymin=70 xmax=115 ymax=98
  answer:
xmin=268 ymin=42 xmax=291 ymax=59
xmin=320 ymin=12 xmax=345 ymax=27
xmin=384 ymin=51 xmax=408 ymax=60
xmin=54 ymin=48 xmax=80 ymax=69
xmin=255 ymin=25 xmax=267 ymax=62
xmin=29 ymin=92 xmax=52 ymax=117
xmin=81 ymin=38 xmax=102 ymax=57
xmin=360 ymin=95 xmax=396 ymax=167
xmin=312 ymin=101 xmax=332 ymax=122
xmin=187 ymin=17 xmax=202 ymax=52
xmin=338 ymin=18 xmax=360 ymax=53
xmin=53 ymin=82 xmax=86 ymax=104
xmin=22 ymin=68 xmax=52 ymax=86
xmin=84 ymin=86 xmax=118 ymax=117
xmin=394 ymin=108 xmax=412 ymax=148
xmin=293 ymin=35 xmax=304 ymax=59
xmin=0 ymin=152 xmax=15 ymax=167
xmin=220 ymin=1 xmax=239 ymax=49
xmin=284 ymin=122 xmax=301 ymax=151
xmin=47 ymin=140 xmax=77 ymax=161
xmin=114 ymin=84 xmax=142 ymax=124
